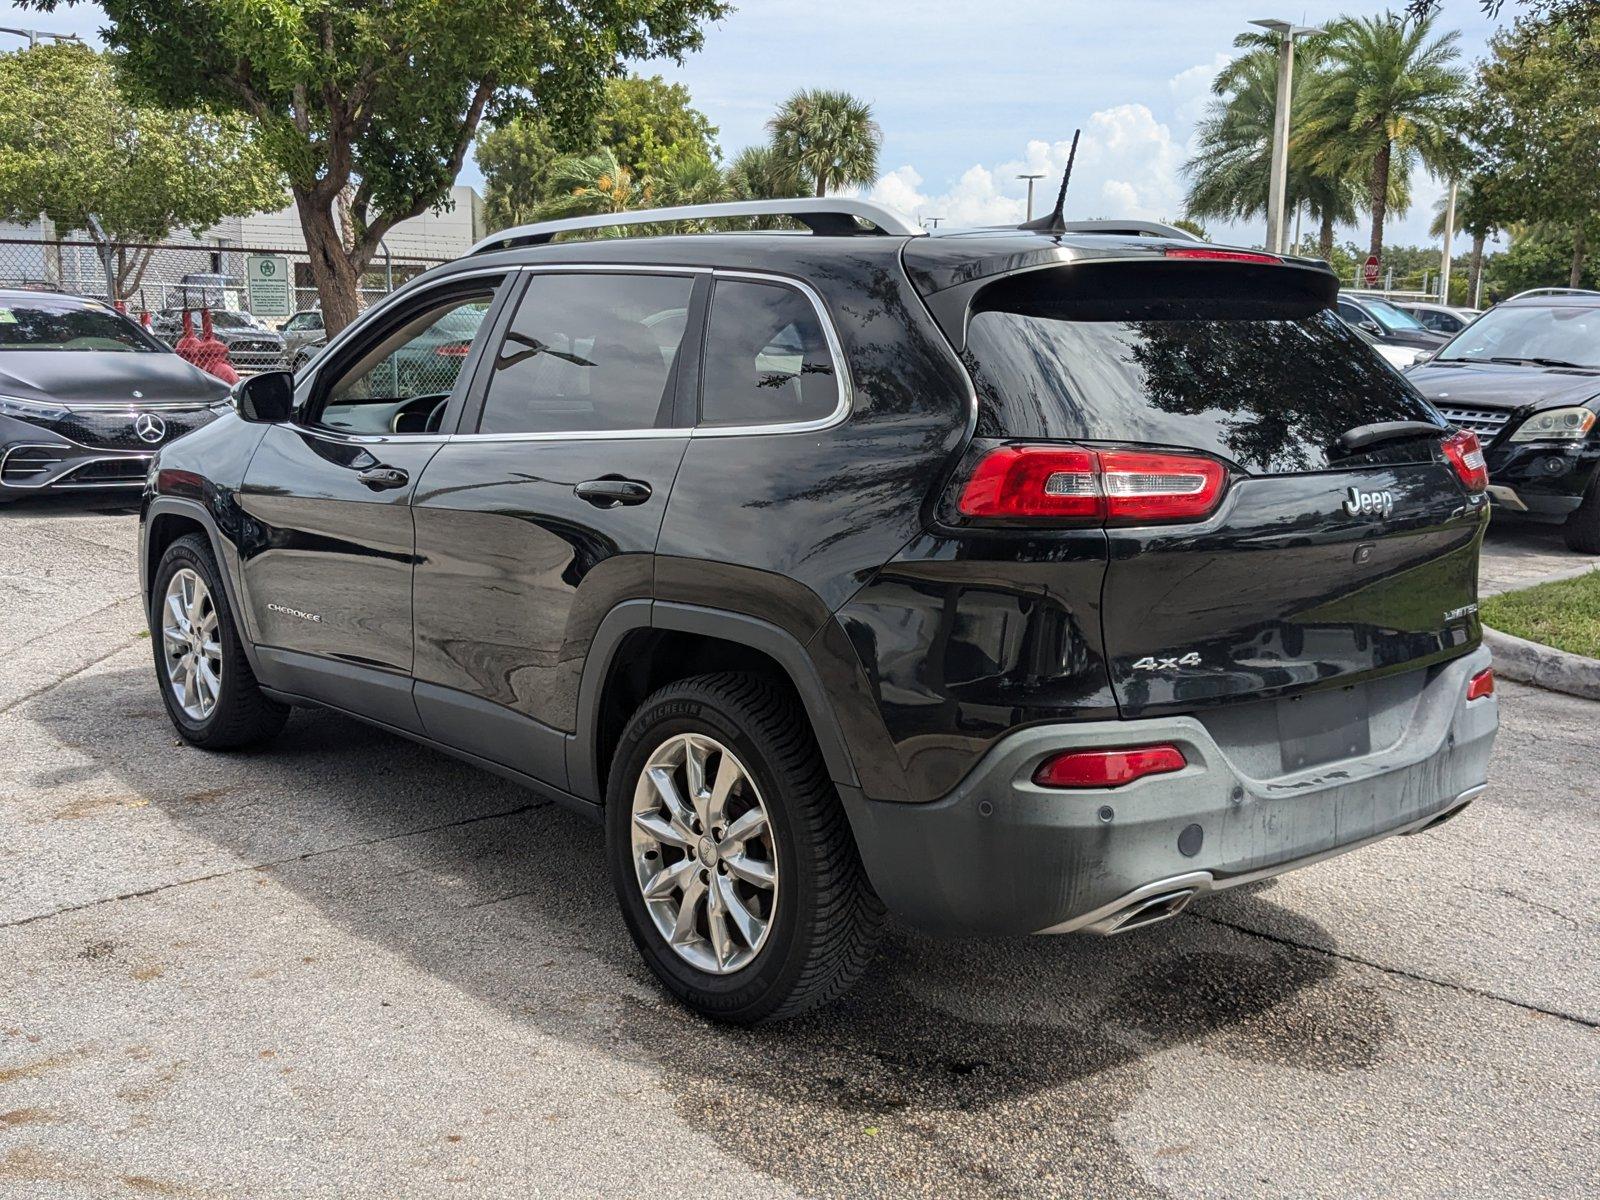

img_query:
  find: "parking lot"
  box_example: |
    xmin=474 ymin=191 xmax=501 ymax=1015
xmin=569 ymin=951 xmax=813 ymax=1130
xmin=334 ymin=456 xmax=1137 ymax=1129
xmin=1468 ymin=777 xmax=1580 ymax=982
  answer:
xmin=1 ymin=495 xmax=1595 ymax=1199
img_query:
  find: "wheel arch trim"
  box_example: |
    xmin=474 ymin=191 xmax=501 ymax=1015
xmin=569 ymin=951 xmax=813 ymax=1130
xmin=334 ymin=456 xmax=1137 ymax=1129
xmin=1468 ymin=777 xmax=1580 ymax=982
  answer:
xmin=142 ymin=496 xmax=264 ymax=676
xmin=568 ymin=599 xmax=859 ymax=803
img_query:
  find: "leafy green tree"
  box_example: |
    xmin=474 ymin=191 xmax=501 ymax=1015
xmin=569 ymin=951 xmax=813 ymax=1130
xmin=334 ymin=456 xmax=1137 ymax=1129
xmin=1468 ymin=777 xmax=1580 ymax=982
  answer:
xmin=0 ymin=43 xmax=281 ymax=303
xmin=23 ymin=0 xmax=729 ymax=332
xmin=1300 ymin=13 xmax=1466 ymax=261
xmin=1184 ymin=34 xmax=1362 ymax=260
xmin=475 ymin=113 xmax=560 ymax=231
xmin=767 ymin=89 xmax=881 ymax=198
xmin=1473 ymin=9 xmax=1600 ymax=285
xmin=476 ymin=74 xmax=720 ymax=233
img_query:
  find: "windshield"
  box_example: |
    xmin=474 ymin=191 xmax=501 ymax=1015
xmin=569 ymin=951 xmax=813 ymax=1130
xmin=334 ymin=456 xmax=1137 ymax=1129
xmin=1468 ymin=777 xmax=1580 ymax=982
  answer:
xmin=0 ymin=298 xmax=163 ymax=352
xmin=208 ymin=311 xmax=260 ymax=330
xmin=1437 ymin=303 xmax=1600 ymax=368
xmin=1359 ymin=297 xmax=1428 ymax=334
xmin=964 ymin=275 xmax=1444 ymax=475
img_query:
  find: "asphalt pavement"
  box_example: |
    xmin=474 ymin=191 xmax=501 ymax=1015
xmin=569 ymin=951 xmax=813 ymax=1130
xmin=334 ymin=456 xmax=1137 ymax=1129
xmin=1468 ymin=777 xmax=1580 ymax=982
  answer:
xmin=0 ymin=493 xmax=1595 ymax=1199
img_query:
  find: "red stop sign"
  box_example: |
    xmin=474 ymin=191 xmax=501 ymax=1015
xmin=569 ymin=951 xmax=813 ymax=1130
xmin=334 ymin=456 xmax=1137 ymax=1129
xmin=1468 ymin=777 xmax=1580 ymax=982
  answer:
xmin=1363 ymin=254 xmax=1380 ymax=286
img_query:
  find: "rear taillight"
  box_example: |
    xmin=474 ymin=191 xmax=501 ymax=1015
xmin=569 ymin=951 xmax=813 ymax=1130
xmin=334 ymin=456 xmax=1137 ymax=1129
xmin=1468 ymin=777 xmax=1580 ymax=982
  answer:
xmin=1033 ymin=745 xmax=1188 ymax=789
xmin=956 ymin=444 xmax=1227 ymax=525
xmin=1164 ymin=247 xmax=1283 ymax=265
xmin=1467 ymin=668 xmax=1495 ymax=701
xmin=1442 ymin=429 xmax=1489 ymax=493
xmin=435 ymin=341 xmax=471 ymax=358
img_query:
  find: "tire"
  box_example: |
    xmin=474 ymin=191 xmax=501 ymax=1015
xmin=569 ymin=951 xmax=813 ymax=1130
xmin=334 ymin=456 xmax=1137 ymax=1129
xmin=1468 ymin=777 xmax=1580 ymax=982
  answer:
xmin=605 ymin=672 xmax=884 ymax=1024
xmin=1562 ymin=472 xmax=1600 ymax=554
xmin=149 ymin=532 xmax=288 ymax=749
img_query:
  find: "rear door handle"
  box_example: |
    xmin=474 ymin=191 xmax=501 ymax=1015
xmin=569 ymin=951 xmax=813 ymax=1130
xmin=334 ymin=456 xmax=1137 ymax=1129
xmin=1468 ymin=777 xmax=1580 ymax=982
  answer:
xmin=357 ymin=465 xmax=410 ymax=491
xmin=574 ymin=477 xmax=652 ymax=507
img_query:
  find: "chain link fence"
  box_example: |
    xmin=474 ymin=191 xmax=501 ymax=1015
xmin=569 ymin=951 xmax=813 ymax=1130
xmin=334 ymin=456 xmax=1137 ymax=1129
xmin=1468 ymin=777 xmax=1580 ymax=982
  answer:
xmin=0 ymin=236 xmax=452 ymax=373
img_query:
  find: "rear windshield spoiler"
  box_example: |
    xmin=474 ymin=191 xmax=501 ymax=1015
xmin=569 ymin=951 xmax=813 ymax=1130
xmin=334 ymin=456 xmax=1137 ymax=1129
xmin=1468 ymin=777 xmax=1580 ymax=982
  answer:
xmin=922 ymin=256 xmax=1340 ymax=353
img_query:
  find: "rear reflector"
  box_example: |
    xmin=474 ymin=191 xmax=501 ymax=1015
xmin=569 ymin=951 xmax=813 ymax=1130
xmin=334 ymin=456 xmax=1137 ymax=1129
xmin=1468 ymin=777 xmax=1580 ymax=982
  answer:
xmin=1164 ymin=247 xmax=1282 ymax=265
xmin=957 ymin=445 xmax=1227 ymax=525
xmin=1033 ymin=745 xmax=1188 ymax=789
xmin=1467 ymin=668 xmax=1495 ymax=701
xmin=1442 ymin=429 xmax=1489 ymax=493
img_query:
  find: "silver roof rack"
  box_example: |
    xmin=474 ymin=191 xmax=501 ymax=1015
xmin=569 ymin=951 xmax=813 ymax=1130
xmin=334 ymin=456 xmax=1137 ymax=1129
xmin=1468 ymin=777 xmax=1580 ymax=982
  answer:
xmin=1507 ymin=287 xmax=1600 ymax=301
xmin=1057 ymin=219 xmax=1204 ymax=242
xmin=469 ymin=198 xmax=924 ymax=255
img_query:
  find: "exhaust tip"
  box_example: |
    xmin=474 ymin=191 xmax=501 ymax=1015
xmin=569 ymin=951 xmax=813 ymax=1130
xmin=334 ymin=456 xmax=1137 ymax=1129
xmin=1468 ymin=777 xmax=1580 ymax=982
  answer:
xmin=1098 ymin=888 xmax=1197 ymax=935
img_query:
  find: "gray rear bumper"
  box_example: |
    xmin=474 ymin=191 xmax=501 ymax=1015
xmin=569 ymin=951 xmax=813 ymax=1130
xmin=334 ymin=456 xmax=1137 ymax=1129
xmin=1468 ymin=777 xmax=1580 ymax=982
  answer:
xmin=841 ymin=646 xmax=1498 ymax=936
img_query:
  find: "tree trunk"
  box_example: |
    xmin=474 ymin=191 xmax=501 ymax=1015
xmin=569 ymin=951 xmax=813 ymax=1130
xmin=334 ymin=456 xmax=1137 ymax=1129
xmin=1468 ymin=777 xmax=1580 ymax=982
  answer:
xmin=1570 ymin=224 xmax=1587 ymax=289
xmin=1367 ymin=140 xmax=1391 ymax=262
xmin=814 ymin=169 xmax=826 ymax=198
xmin=1318 ymin=209 xmax=1336 ymax=262
xmin=1468 ymin=232 xmax=1485 ymax=307
xmin=294 ymin=186 xmax=363 ymax=336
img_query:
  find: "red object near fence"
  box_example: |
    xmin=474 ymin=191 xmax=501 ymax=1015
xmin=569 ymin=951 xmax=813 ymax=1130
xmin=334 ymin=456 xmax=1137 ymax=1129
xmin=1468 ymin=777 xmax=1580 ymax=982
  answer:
xmin=193 ymin=309 xmax=239 ymax=385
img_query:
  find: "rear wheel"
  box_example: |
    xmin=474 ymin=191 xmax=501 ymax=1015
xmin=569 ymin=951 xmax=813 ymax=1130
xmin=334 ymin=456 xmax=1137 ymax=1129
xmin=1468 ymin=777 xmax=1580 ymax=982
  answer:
xmin=150 ymin=533 xmax=288 ymax=748
xmin=606 ymin=672 xmax=883 ymax=1024
xmin=1563 ymin=472 xmax=1600 ymax=554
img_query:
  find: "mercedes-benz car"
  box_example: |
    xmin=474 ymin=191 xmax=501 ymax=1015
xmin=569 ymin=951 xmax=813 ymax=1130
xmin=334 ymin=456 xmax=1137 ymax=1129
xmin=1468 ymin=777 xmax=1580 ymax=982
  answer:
xmin=0 ymin=291 xmax=229 ymax=500
xmin=1408 ymin=287 xmax=1600 ymax=551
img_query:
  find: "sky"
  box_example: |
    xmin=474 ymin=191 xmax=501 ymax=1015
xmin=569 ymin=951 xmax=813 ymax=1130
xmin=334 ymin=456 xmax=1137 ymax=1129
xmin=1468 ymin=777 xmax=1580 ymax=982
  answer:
xmin=1 ymin=1 xmax=1511 ymax=248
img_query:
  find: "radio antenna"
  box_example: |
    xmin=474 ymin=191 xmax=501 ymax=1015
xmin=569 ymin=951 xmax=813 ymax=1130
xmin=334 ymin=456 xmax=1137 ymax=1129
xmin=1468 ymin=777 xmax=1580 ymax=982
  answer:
xmin=1019 ymin=129 xmax=1079 ymax=235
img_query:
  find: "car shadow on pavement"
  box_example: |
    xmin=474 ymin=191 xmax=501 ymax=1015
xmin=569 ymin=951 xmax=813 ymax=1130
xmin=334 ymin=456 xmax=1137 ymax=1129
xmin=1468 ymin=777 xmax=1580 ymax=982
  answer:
xmin=45 ymin=666 xmax=1397 ymax=1199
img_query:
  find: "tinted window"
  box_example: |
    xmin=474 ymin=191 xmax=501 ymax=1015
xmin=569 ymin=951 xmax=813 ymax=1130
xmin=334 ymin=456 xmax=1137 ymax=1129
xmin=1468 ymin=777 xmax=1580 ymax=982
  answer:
xmin=963 ymin=266 xmax=1444 ymax=475
xmin=1361 ymin=297 xmax=1427 ymax=333
xmin=478 ymin=273 xmax=692 ymax=435
xmin=312 ymin=291 xmax=495 ymax=434
xmin=700 ymin=280 xmax=837 ymax=427
xmin=0 ymin=298 xmax=161 ymax=352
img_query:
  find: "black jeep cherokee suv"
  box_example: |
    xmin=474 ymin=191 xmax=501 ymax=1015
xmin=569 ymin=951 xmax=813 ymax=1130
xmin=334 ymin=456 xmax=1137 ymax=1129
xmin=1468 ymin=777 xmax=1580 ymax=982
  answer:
xmin=139 ymin=199 xmax=1498 ymax=1023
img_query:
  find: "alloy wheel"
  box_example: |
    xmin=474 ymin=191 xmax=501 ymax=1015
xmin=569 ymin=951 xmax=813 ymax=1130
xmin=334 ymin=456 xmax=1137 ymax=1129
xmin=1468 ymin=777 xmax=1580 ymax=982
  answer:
xmin=630 ymin=732 xmax=779 ymax=974
xmin=161 ymin=567 xmax=222 ymax=721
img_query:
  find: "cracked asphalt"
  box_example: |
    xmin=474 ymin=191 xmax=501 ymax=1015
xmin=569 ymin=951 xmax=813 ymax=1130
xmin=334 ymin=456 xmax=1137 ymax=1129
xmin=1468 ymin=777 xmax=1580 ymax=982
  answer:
xmin=1 ymin=493 xmax=1596 ymax=1199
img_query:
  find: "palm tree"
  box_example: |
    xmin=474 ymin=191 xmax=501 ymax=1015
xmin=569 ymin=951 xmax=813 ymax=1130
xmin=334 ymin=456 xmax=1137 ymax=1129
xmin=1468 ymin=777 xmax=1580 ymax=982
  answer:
xmin=533 ymin=148 xmax=651 ymax=226
xmin=1184 ymin=37 xmax=1361 ymax=260
xmin=767 ymin=89 xmax=881 ymax=198
xmin=1430 ymin=177 xmax=1498 ymax=306
xmin=725 ymin=143 xmax=805 ymax=201
xmin=1301 ymin=13 xmax=1466 ymax=260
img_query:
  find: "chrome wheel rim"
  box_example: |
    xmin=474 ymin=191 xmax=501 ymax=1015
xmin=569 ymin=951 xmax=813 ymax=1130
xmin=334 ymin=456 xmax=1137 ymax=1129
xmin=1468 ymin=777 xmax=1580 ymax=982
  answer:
xmin=161 ymin=567 xmax=222 ymax=721
xmin=630 ymin=733 xmax=778 ymax=975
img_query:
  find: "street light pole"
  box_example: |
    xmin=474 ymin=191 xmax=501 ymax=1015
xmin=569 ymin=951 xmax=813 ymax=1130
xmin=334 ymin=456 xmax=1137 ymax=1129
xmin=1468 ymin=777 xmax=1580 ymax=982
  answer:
xmin=1017 ymin=174 xmax=1044 ymax=222
xmin=1250 ymin=19 xmax=1324 ymax=255
xmin=1439 ymin=179 xmax=1458 ymax=305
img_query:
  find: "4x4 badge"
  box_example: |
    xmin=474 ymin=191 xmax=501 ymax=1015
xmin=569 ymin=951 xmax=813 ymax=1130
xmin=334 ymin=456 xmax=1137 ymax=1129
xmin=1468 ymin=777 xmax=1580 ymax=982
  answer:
xmin=1133 ymin=652 xmax=1202 ymax=671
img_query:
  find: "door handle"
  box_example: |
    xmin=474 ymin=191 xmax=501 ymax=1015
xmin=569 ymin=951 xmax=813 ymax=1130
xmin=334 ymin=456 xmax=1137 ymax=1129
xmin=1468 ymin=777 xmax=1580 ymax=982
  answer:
xmin=357 ymin=465 xmax=410 ymax=491
xmin=574 ymin=477 xmax=652 ymax=507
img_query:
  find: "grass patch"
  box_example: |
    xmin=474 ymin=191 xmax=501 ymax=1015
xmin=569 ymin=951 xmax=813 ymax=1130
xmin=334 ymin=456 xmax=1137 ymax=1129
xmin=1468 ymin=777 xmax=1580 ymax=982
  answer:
xmin=1481 ymin=570 xmax=1600 ymax=659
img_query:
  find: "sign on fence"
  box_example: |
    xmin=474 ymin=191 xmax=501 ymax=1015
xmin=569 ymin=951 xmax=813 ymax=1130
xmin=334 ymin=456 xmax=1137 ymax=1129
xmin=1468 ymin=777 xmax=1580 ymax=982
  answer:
xmin=1362 ymin=254 xmax=1380 ymax=288
xmin=245 ymin=254 xmax=292 ymax=318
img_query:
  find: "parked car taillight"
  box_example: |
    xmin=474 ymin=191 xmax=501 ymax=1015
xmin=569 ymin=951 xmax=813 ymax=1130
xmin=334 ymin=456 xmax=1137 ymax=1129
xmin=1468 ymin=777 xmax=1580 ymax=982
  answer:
xmin=1032 ymin=745 xmax=1188 ymax=789
xmin=955 ymin=444 xmax=1227 ymax=525
xmin=1441 ymin=429 xmax=1489 ymax=493
xmin=435 ymin=341 xmax=471 ymax=358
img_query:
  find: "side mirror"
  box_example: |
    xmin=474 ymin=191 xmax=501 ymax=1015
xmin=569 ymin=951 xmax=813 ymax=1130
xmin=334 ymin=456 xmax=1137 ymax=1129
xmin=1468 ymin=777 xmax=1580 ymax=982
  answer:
xmin=1413 ymin=349 xmax=1436 ymax=365
xmin=1359 ymin=320 xmax=1382 ymax=336
xmin=233 ymin=371 xmax=295 ymax=424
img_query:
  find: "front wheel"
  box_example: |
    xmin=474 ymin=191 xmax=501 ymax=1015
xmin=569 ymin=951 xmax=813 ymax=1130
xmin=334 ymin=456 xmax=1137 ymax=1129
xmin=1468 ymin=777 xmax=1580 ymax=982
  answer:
xmin=1563 ymin=472 xmax=1600 ymax=554
xmin=605 ymin=672 xmax=883 ymax=1024
xmin=150 ymin=532 xmax=288 ymax=748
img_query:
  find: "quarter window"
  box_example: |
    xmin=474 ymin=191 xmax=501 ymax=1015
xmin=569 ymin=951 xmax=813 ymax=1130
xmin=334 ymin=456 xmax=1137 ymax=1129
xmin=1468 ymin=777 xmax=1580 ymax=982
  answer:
xmin=700 ymin=279 xmax=838 ymax=427
xmin=477 ymin=273 xmax=694 ymax=435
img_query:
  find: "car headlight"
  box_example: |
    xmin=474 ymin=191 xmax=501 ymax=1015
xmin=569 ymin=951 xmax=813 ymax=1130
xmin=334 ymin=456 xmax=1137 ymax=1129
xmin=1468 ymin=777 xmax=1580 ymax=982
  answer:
xmin=1509 ymin=407 xmax=1598 ymax=442
xmin=0 ymin=394 xmax=71 ymax=423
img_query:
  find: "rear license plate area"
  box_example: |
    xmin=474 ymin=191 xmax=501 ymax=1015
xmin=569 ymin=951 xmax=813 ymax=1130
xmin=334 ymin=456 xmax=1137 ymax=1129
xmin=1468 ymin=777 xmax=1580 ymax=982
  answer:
xmin=1276 ymin=683 xmax=1370 ymax=772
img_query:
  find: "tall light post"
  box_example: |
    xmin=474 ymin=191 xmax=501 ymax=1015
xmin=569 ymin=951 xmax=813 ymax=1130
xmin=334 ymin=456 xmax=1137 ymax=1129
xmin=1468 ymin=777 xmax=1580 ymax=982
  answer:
xmin=1017 ymin=173 xmax=1044 ymax=222
xmin=1439 ymin=179 xmax=1458 ymax=304
xmin=1250 ymin=18 xmax=1324 ymax=255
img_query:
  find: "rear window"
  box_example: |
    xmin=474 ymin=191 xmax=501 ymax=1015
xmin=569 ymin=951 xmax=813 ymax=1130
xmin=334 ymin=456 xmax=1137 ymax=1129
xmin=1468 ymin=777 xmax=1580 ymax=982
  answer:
xmin=0 ymin=298 xmax=162 ymax=352
xmin=963 ymin=263 xmax=1444 ymax=474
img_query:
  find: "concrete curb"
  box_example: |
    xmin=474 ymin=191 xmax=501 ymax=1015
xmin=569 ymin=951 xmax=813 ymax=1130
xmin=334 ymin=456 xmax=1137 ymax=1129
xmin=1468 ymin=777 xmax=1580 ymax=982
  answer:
xmin=1483 ymin=626 xmax=1600 ymax=702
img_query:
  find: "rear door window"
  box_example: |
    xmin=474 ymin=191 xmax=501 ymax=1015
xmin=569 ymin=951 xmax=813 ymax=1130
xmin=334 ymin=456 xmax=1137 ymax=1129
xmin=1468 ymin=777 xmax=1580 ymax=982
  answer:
xmin=476 ymin=272 xmax=693 ymax=435
xmin=963 ymin=263 xmax=1444 ymax=474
